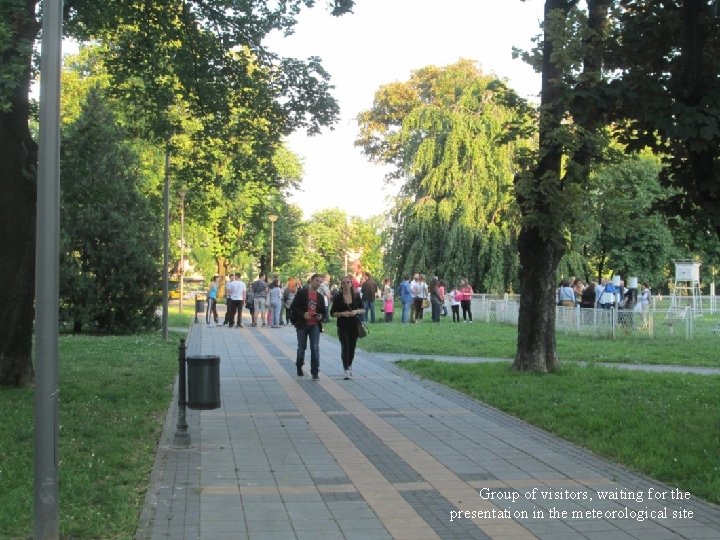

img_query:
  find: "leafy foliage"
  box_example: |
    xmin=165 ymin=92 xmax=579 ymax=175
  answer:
xmin=280 ymin=209 xmax=386 ymax=283
xmin=60 ymin=88 xmax=161 ymax=333
xmin=357 ymin=60 xmax=531 ymax=291
xmin=605 ymin=1 xmax=720 ymax=236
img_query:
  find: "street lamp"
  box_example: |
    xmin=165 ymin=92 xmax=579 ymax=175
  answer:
xmin=268 ymin=214 xmax=278 ymax=272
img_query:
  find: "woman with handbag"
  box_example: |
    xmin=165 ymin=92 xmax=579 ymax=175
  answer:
xmin=330 ymin=275 xmax=364 ymax=380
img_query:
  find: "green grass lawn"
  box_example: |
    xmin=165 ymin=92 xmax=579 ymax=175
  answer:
xmin=398 ymin=360 xmax=720 ymax=505
xmin=168 ymin=305 xmax=196 ymax=328
xmin=0 ymin=331 xmax=181 ymax=539
xmin=332 ymin=317 xmax=720 ymax=367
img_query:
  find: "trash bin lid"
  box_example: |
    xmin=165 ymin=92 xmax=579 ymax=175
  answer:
xmin=187 ymin=354 xmax=220 ymax=364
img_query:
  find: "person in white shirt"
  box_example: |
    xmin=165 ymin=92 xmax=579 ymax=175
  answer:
xmin=228 ymin=274 xmax=246 ymax=328
xmin=410 ymin=273 xmax=420 ymax=323
xmin=448 ymin=286 xmax=461 ymax=322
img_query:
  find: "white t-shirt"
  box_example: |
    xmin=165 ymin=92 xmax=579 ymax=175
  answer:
xmin=230 ymin=280 xmax=246 ymax=301
xmin=411 ymin=279 xmax=420 ymax=298
xmin=449 ymin=290 xmax=461 ymax=306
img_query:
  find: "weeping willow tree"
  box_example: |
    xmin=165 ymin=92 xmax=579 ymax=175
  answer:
xmin=356 ymin=59 xmax=533 ymax=291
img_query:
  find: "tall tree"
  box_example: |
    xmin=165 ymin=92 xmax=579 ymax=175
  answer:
xmin=0 ymin=0 xmax=355 ymax=386
xmin=281 ymin=209 xmax=385 ymax=282
xmin=590 ymin=154 xmax=676 ymax=285
xmin=357 ymin=60 xmax=532 ymax=290
xmin=60 ymin=88 xmax=161 ymax=332
xmin=512 ymin=0 xmax=611 ymax=372
xmin=606 ymin=1 xmax=720 ymax=239
xmin=0 ymin=2 xmax=39 ymax=386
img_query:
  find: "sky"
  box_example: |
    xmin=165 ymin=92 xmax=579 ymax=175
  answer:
xmin=264 ymin=0 xmax=545 ymax=219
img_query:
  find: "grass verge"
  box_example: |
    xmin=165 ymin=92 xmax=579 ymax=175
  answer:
xmin=397 ymin=360 xmax=720 ymax=505
xmin=329 ymin=319 xmax=720 ymax=367
xmin=0 ymin=332 xmax=180 ymax=539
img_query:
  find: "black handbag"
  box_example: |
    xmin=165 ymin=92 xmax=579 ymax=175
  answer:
xmin=357 ymin=317 xmax=368 ymax=338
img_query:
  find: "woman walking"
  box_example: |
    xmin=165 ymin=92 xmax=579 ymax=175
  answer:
xmin=330 ymin=275 xmax=364 ymax=380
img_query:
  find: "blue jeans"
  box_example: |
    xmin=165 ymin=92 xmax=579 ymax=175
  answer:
xmin=431 ymin=300 xmax=442 ymax=322
xmin=401 ymin=301 xmax=411 ymax=323
xmin=363 ymin=300 xmax=376 ymax=323
xmin=271 ymin=301 xmax=281 ymax=326
xmin=296 ymin=324 xmax=320 ymax=375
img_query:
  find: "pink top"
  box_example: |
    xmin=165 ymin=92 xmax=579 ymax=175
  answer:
xmin=459 ymin=285 xmax=473 ymax=301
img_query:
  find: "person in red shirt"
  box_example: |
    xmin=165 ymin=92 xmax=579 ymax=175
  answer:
xmin=289 ymin=274 xmax=327 ymax=380
xmin=459 ymin=279 xmax=474 ymax=322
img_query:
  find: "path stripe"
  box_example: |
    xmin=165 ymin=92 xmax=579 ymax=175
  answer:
xmin=257 ymin=329 xmax=537 ymax=540
xmin=243 ymin=330 xmax=442 ymax=540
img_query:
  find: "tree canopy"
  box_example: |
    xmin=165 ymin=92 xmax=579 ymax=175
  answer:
xmin=60 ymin=88 xmax=162 ymax=333
xmin=0 ymin=0 xmax=356 ymax=386
xmin=357 ymin=59 xmax=532 ymax=291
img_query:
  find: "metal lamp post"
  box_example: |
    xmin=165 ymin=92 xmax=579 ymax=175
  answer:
xmin=35 ymin=0 xmax=63 ymax=536
xmin=162 ymin=148 xmax=170 ymax=341
xmin=268 ymin=214 xmax=278 ymax=272
xmin=178 ymin=189 xmax=186 ymax=313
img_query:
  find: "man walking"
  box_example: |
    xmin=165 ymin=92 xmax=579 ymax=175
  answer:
xmin=289 ymin=274 xmax=327 ymax=380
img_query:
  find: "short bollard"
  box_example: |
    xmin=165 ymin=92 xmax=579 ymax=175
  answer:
xmin=173 ymin=338 xmax=190 ymax=448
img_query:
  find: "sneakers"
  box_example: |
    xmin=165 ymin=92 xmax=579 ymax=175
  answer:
xmin=348 ymin=368 xmax=353 ymax=378
xmin=344 ymin=370 xmax=349 ymax=380
xmin=238 ymin=323 xmax=243 ymax=328
xmin=296 ymin=366 xmax=304 ymax=377
xmin=312 ymin=373 xmax=319 ymax=380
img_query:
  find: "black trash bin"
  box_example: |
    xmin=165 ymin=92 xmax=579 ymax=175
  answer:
xmin=186 ymin=355 xmax=221 ymax=410
xmin=195 ymin=293 xmax=206 ymax=314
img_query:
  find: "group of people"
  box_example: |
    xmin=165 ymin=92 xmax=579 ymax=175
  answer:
xmin=203 ymin=270 xmax=478 ymax=383
xmin=206 ymin=272 xmax=301 ymax=329
xmin=396 ymin=274 xmax=475 ymax=324
xmin=557 ymin=277 xmax=652 ymax=311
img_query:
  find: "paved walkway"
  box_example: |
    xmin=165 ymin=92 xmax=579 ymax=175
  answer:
xmin=136 ymin=317 xmax=720 ymax=540
xmin=373 ymin=353 xmax=720 ymax=376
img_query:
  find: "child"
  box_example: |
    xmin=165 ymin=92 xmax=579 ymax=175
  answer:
xmin=382 ymin=278 xmax=394 ymax=322
xmin=449 ymin=286 xmax=461 ymax=322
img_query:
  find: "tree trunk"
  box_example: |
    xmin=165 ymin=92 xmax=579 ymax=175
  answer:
xmin=513 ymin=227 xmax=563 ymax=372
xmin=512 ymin=0 xmax=570 ymax=373
xmin=0 ymin=1 xmax=40 ymax=387
xmin=216 ymin=257 xmax=228 ymax=297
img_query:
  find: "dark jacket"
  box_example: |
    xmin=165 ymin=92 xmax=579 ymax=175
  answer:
xmin=330 ymin=291 xmax=363 ymax=332
xmin=289 ymin=286 xmax=327 ymax=328
xmin=361 ymin=278 xmax=378 ymax=302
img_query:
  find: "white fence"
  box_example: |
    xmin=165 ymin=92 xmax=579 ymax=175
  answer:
xmin=467 ymin=295 xmax=720 ymax=340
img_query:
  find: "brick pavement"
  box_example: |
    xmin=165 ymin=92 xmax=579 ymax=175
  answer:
xmin=136 ymin=316 xmax=720 ymax=540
